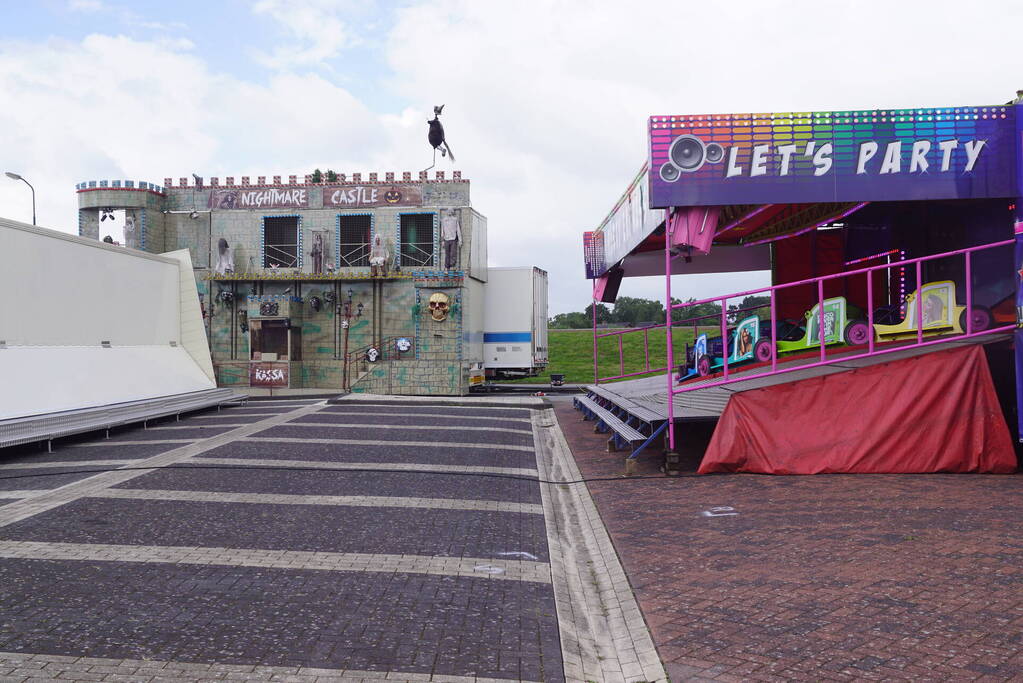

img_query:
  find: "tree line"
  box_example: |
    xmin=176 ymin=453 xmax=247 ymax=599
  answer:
xmin=549 ymin=295 xmax=771 ymax=329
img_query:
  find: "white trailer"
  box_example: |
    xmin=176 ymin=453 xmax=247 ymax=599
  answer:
xmin=483 ymin=266 xmax=548 ymax=379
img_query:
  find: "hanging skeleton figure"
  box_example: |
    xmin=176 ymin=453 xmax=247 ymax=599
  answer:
xmin=425 ymin=104 xmax=455 ymax=171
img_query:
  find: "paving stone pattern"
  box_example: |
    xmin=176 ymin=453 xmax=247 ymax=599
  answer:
xmin=0 ymin=498 xmax=552 ymax=560
xmin=256 ymin=425 xmax=535 ymax=447
xmin=198 ymin=440 xmax=537 ymax=469
xmin=553 ymin=397 xmax=1023 ymax=682
xmin=116 ymin=465 xmax=543 ymax=504
xmin=0 ymin=398 xmax=568 ymax=681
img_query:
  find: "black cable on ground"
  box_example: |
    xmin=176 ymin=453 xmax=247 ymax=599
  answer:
xmin=0 ymin=463 xmax=697 ymax=485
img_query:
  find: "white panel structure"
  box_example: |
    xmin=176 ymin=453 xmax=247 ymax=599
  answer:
xmin=0 ymin=221 xmax=180 ymax=346
xmin=469 ymin=210 xmax=488 ymax=282
xmin=162 ymin=249 xmax=215 ymax=384
xmin=0 ymin=217 xmax=216 ymax=421
xmin=483 ymin=267 xmax=548 ymax=377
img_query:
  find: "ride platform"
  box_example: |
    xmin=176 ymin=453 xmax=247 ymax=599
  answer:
xmin=585 ymin=332 xmax=1012 ymax=424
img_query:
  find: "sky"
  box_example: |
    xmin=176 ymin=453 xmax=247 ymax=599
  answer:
xmin=2 ymin=0 xmax=1022 ymax=315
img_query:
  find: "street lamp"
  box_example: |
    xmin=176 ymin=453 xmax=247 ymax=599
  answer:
xmin=4 ymin=172 xmax=36 ymax=225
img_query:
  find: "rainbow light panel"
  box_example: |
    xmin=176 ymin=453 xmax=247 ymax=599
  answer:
xmin=648 ymin=105 xmax=1018 ymax=209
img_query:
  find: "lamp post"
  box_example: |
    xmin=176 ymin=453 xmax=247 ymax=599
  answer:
xmin=340 ymin=288 xmax=364 ymax=391
xmin=4 ymin=172 xmax=35 ymax=225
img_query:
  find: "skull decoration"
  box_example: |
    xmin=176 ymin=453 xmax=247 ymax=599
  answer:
xmin=428 ymin=292 xmax=450 ymax=322
xmin=366 ymin=347 xmax=380 ymax=362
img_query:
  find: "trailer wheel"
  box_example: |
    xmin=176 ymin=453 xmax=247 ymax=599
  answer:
xmin=754 ymin=339 xmax=773 ymax=362
xmin=843 ymin=319 xmax=870 ymax=346
xmin=960 ymin=306 xmax=992 ymax=333
xmin=697 ymin=356 xmax=711 ymax=377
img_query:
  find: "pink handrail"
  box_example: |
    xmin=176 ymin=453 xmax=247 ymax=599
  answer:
xmin=594 ymin=304 xmax=769 ymax=383
xmin=668 ymin=237 xmax=1013 ymax=397
xmin=673 ymin=325 xmax=1014 ymax=396
xmin=668 ymin=239 xmax=1013 ymax=311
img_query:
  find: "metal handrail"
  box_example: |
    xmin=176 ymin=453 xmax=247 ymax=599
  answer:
xmin=667 ymin=238 xmax=1013 ymax=396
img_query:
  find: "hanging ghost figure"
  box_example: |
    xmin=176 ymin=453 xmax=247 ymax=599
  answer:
xmin=215 ymin=237 xmax=235 ymax=274
xmin=428 ymin=105 xmax=455 ymax=163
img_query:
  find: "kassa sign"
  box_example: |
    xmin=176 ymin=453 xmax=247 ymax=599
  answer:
xmin=648 ymin=105 xmax=1018 ymax=208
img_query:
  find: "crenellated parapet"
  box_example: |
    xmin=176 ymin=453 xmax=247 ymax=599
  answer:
xmin=159 ymin=170 xmax=466 ymax=189
xmin=76 ymin=180 xmax=166 ymax=194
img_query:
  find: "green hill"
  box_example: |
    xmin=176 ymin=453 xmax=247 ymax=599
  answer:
xmin=507 ymin=327 xmax=707 ymax=385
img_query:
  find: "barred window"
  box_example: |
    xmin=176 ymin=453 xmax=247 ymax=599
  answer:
xmin=400 ymin=213 xmax=435 ymax=268
xmin=337 ymin=215 xmax=371 ymax=267
xmin=263 ymin=216 xmax=299 ymax=268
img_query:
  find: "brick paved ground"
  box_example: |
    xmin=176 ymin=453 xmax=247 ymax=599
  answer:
xmin=0 ymin=398 xmax=565 ymax=682
xmin=552 ymin=396 xmax=1023 ymax=682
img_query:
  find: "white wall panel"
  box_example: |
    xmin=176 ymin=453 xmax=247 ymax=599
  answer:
xmin=0 ymin=347 xmax=214 ymax=419
xmin=0 ymin=218 xmax=179 ymax=346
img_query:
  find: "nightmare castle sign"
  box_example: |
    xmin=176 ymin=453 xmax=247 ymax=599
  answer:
xmin=648 ymin=105 xmax=1018 ymax=207
xmin=209 ymin=188 xmax=310 ymax=209
xmin=207 ymin=185 xmax=424 ymax=210
xmin=323 ymin=185 xmax=423 ymax=208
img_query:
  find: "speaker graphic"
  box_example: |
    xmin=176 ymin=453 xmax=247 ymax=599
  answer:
xmin=659 ymin=163 xmax=680 ymax=182
xmin=668 ymin=134 xmax=706 ymax=172
xmin=659 ymin=135 xmax=726 ymax=182
xmin=705 ymin=142 xmax=725 ymax=164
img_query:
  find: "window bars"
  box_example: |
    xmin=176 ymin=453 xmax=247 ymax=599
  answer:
xmin=337 ymin=215 xmax=371 ymax=267
xmin=400 ymin=213 xmax=435 ymax=268
xmin=263 ymin=216 xmax=299 ymax=268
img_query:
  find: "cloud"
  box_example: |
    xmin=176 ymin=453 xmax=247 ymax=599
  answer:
xmin=0 ymin=33 xmax=384 ymax=234
xmin=4 ymin=0 xmax=1023 ymax=317
xmin=251 ymin=0 xmax=354 ymax=70
xmin=68 ymin=0 xmax=106 ymax=12
xmin=383 ymin=0 xmax=1023 ymax=313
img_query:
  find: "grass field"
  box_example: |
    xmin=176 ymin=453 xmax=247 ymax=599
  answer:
xmin=507 ymin=327 xmax=711 ymax=385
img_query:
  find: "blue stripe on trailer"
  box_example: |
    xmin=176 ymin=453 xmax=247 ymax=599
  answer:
xmin=484 ymin=332 xmax=532 ymax=342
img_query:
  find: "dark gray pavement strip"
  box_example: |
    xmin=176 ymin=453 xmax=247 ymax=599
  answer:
xmin=68 ymin=439 xmax=196 ymax=447
xmin=0 ymin=442 xmax=185 ymax=463
xmin=198 ymin=440 xmax=539 ymax=468
xmin=254 ymin=425 xmax=534 ymax=447
xmin=0 ymin=403 xmax=326 ymax=529
xmin=0 ymin=498 xmax=552 ymax=561
xmin=276 ymin=422 xmax=532 ymax=436
xmin=216 ymin=406 xmax=308 ymax=415
xmin=100 ymin=427 xmax=235 ymax=442
xmin=240 ymin=436 xmax=535 ymax=452
xmin=0 ymin=469 xmax=101 ymax=491
xmin=292 ymin=413 xmax=531 ymax=429
xmin=0 ymin=654 xmax=543 ymax=683
xmin=180 ymin=414 xmax=286 ymax=425
xmin=111 ymin=466 xmax=543 ymax=504
xmin=324 ymin=405 xmax=532 ymax=419
xmin=0 ymin=459 xmax=131 ymax=470
xmin=0 ymin=558 xmax=563 ymax=680
xmin=186 ymin=458 xmax=536 ymax=477
xmin=99 ymin=488 xmax=543 ymax=514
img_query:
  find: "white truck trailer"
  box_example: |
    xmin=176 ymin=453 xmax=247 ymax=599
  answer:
xmin=483 ymin=266 xmax=549 ymax=379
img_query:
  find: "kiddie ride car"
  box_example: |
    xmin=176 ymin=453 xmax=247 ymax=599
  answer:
xmin=872 ymin=280 xmax=992 ymax=341
xmin=677 ymin=296 xmax=869 ymax=381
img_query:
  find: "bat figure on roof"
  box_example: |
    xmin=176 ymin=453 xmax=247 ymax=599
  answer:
xmin=427 ymin=104 xmax=455 ymax=166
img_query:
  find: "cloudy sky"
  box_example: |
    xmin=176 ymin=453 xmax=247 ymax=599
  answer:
xmin=2 ymin=0 xmax=1022 ymax=314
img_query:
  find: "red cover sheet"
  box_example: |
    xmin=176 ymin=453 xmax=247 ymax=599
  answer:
xmin=699 ymin=345 xmax=1017 ymax=474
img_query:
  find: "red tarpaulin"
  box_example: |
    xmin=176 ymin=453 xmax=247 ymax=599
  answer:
xmin=699 ymin=345 xmax=1017 ymax=474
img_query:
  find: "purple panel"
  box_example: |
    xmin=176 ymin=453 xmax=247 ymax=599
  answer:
xmin=649 ymin=105 xmax=1018 ymax=208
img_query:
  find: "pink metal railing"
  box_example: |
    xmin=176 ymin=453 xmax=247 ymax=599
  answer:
xmin=667 ymin=238 xmax=1014 ymax=399
xmin=593 ymin=305 xmax=768 ymax=383
xmin=593 ymin=322 xmax=670 ymax=383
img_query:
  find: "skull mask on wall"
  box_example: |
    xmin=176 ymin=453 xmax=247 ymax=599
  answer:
xmin=428 ymin=292 xmax=450 ymax=322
